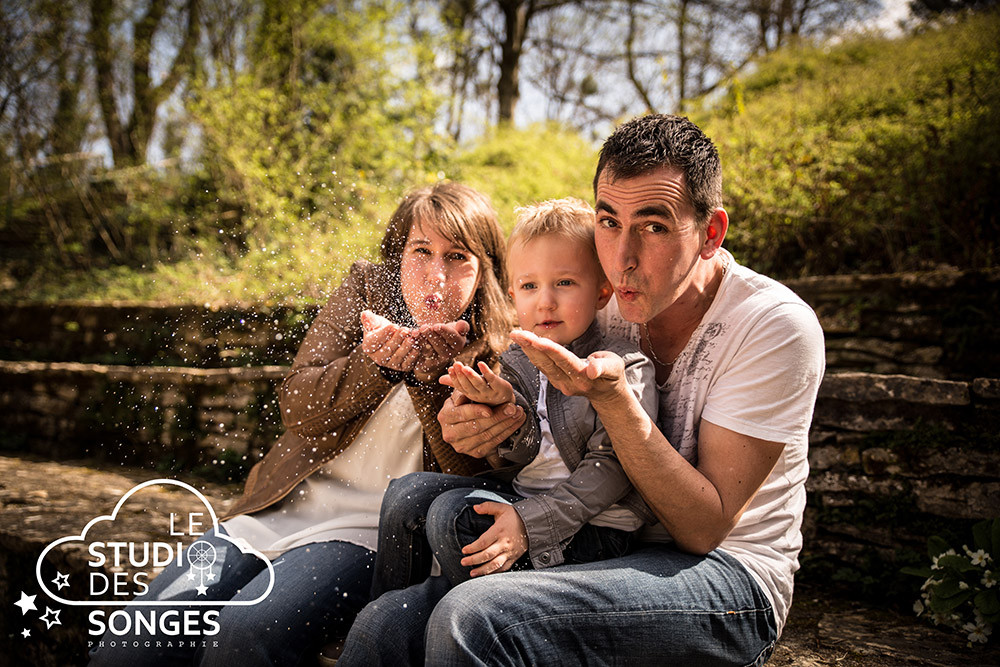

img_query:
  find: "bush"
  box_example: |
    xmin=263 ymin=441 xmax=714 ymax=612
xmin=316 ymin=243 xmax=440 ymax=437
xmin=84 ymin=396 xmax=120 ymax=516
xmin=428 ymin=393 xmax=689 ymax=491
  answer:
xmin=697 ymin=11 xmax=1000 ymax=277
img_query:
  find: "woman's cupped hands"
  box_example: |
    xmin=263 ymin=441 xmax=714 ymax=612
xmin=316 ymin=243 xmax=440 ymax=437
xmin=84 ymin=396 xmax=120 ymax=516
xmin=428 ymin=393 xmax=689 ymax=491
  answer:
xmin=361 ymin=310 xmax=470 ymax=382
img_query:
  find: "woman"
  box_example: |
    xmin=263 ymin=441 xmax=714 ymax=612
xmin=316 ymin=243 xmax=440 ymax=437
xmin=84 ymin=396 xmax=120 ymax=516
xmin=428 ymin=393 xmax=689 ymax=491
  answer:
xmin=89 ymin=182 xmax=515 ymax=666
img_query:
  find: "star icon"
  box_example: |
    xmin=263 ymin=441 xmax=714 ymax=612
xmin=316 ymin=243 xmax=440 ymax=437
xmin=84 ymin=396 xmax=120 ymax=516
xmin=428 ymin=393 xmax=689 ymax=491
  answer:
xmin=195 ymin=584 xmax=208 ymax=596
xmin=15 ymin=592 xmax=37 ymax=615
xmin=39 ymin=607 xmax=62 ymax=629
xmin=206 ymin=572 xmax=216 ymax=581
xmin=52 ymin=572 xmax=70 ymax=590
xmin=21 ymin=629 xmax=30 ymax=638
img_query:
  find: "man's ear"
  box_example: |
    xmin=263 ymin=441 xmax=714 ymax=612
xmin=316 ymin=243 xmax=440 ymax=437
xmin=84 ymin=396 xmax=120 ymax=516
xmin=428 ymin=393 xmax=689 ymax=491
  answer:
xmin=595 ymin=280 xmax=614 ymax=310
xmin=701 ymin=208 xmax=729 ymax=259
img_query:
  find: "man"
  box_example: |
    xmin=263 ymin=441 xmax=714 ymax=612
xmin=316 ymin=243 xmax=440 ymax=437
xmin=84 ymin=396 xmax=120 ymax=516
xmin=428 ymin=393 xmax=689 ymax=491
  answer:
xmin=338 ymin=114 xmax=825 ymax=665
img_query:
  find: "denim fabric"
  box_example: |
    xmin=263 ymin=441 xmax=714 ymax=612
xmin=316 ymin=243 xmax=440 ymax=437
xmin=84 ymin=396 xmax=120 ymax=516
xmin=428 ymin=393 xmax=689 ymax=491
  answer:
xmin=340 ymin=544 xmax=777 ymax=667
xmin=373 ymin=471 xmax=636 ymax=597
xmin=370 ymin=472 xmax=510 ymax=599
xmin=88 ymin=527 xmax=375 ymax=667
xmin=426 ymin=486 xmax=634 ymax=586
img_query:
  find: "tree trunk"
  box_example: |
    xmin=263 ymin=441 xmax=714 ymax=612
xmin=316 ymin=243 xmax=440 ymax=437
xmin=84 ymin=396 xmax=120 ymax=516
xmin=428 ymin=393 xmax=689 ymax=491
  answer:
xmin=89 ymin=0 xmax=200 ymax=167
xmin=677 ymin=0 xmax=689 ymax=111
xmin=497 ymin=0 xmax=531 ymax=124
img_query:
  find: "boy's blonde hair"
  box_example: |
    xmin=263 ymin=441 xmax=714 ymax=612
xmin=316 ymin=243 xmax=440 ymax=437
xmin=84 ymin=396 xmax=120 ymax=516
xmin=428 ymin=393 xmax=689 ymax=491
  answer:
xmin=508 ymin=198 xmax=606 ymax=283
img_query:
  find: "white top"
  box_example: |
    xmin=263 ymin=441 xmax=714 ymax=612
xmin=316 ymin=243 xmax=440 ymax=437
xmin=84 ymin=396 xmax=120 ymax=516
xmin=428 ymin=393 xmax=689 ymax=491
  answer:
xmin=223 ymin=383 xmax=424 ymax=558
xmin=599 ymin=250 xmax=825 ymax=637
xmin=512 ymin=375 xmax=571 ymax=495
xmin=513 ymin=374 xmax=643 ymax=532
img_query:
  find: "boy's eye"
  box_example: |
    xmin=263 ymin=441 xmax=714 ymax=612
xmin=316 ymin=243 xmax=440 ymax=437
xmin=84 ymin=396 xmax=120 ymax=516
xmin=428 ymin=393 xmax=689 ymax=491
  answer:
xmin=520 ymin=282 xmax=536 ymax=290
xmin=413 ymin=246 xmax=432 ymax=255
xmin=447 ymin=252 xmax=468 ymax=261
xmin=557 ymin=279 xmax=575 ymax=287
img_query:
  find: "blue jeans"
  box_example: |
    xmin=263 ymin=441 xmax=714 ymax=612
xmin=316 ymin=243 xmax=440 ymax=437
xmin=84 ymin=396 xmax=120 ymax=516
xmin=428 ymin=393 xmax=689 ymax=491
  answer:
xmin=342 ymin=471 xmax=777 ymax=666
xmin=340 ymin=547 xmax=776 ymax=666
xmin=372 ymin=472 xmax=507 ymax=598
xmin=372 ymin=472 xmax=635 ymax=594
xmin=88 ymin=527 xmax=375 ymax=667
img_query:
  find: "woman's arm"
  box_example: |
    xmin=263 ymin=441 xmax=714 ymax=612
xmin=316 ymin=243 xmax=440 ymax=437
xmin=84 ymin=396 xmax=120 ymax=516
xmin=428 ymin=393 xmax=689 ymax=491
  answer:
xmin=278 ymin=262 xmax=398 ymax=437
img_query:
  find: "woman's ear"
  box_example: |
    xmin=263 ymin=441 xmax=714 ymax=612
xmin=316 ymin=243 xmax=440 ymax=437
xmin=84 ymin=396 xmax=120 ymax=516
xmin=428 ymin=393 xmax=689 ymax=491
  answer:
xmin=596 ymin=280 xmax=614 ymax=310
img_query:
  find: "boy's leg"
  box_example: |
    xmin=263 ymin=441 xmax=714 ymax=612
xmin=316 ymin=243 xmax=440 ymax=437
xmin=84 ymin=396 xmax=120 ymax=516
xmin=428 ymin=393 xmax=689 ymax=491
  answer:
xmin=425 ymin=487 xmax=527 ymax=586
xmin=197 ymin=540 xmax=375 ymax=667
xmin=560 ymin=524 xmax=636 ymax=565
xmin=371 ymin=472 xmax=508 ymax=598
xmin=425 ymin=545 xmax=778 ymax=666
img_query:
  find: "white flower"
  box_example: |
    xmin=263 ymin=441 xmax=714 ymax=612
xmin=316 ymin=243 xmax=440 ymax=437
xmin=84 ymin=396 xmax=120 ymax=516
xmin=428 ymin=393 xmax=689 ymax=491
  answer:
xmin=983 ymin=570 xmax=997 ymax=588
xmin=959 ymin=581 xmax=970 ymax=590
xmin=913 ymin=600 xmax=925 ymax=615
xmin=969 ymin=549 xmax=991 ymax=567
xmin=932 ymin=549 xmax=958 ymax=570
xmin=965 ymin=622 xmax=989 ymax=644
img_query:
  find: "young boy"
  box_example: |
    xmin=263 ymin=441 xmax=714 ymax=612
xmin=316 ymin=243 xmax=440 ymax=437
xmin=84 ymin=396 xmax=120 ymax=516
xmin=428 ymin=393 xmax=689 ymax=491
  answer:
xmin=371 ymin=198 xmax=658 ymax=592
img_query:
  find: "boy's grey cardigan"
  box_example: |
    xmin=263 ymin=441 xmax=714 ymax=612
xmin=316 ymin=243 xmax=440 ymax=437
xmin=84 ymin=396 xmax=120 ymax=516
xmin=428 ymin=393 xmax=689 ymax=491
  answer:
xmin=487 ymin=320 xmax=660 ymax=569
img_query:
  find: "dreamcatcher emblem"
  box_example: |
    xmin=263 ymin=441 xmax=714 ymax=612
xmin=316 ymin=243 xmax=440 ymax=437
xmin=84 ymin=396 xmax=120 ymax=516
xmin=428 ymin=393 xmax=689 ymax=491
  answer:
xmin=185 ymin=540 xmax=218 ymax=595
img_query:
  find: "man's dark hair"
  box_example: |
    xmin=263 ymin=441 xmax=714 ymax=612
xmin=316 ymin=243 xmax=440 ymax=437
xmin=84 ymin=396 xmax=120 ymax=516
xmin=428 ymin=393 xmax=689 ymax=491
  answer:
xmin=594 ymin=114 xmax=723 ymax=226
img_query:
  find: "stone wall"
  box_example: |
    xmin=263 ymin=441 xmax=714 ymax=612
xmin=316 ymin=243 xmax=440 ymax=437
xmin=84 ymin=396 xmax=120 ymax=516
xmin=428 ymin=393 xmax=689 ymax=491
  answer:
xmin=0 ymin=361 xmax=286 ymax=482
xmin=3 ymin=267 xmax=998 ymax=378
xmin=0 ymin=302 xmax=318 ymax=367
xmin=2 ymin=358 xmax=998 ymax=599
xmin=1 ymin=267 xmax=999 ymax=599
xmin=782 ymin=268 xmax=1000 ymax=380
xmin=804 ymin=373 xmax=1000 ymax=598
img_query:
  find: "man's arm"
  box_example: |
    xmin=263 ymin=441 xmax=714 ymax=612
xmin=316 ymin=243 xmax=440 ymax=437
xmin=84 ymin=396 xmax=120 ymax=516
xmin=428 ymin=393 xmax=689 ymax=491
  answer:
xmin=438 ymin=393 xmax=526 ymax=458
xmin=509 ymin=329 xmax=783 ymax=555
xmin=591 ymin=388 xmax=783 ymax=554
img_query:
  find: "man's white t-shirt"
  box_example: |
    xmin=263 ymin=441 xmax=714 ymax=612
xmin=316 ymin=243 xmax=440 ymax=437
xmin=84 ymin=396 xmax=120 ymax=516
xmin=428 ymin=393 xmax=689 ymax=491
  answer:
xmin=599 ymin=249 xmax=825 ymax=637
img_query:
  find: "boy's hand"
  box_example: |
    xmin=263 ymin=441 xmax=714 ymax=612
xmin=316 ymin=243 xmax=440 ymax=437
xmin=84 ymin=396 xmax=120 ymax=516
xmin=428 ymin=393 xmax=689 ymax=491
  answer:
xmin=438 ymin=392 xmax=525 ymax=459
xmin=439 ymin=361 xmax=515 ymax=406
xmin=460 ymin=502 xmax=529 ymax=577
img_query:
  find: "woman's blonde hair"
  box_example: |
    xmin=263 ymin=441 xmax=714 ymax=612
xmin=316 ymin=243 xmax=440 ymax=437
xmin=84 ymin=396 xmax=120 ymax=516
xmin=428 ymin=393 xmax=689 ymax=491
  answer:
xmin=380 ymin=182 xmax=515 ymax=357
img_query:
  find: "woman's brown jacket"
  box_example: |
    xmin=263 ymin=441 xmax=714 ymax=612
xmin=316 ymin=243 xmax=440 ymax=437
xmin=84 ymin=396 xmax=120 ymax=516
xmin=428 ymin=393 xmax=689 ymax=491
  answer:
xmin=222 ymin=260 xmax=493 ymax=520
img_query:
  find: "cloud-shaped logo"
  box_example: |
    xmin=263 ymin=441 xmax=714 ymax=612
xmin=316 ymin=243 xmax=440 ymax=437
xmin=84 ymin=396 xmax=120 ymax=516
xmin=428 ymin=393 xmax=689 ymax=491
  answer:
xmin=35 ymin=479 xmax=273 ymax=606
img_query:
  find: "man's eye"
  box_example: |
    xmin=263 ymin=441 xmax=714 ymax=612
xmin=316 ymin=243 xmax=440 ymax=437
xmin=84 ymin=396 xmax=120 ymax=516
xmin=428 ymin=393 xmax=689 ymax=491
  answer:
xmin=598 ymin=217 xmax=618 ymax=229
xmin=646 ymin=223 xmax=667 ymax=233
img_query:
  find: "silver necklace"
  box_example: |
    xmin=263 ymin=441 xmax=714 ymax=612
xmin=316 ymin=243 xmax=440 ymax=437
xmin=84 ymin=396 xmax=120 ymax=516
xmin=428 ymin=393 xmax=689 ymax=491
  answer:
xmin=642 ymin=321 xmax=676 ymax=368
xmin=642 ymin=253 xmax=730 ymax=370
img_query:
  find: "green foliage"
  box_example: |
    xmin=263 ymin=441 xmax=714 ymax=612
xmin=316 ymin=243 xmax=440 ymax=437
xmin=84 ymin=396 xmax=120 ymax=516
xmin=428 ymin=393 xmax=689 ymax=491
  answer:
xmin=696 ymin=11 xmax=1000 ymax=277
xmin=902 ymin=518 xmax=1000 ymax=645
xmin=448 ymin=123 xmax=598 ymax=231
xmin=182 ymin=0 xmax=446 ymax=300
